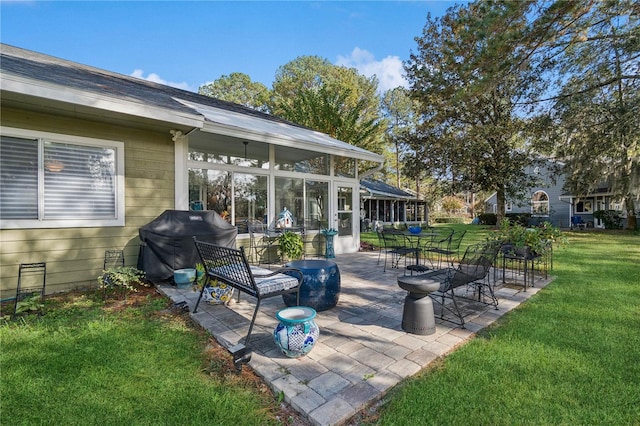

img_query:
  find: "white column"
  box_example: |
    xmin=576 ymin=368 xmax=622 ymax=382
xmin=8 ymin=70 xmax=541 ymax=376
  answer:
xmin=171 ymin=130 xmax=189 ymax=210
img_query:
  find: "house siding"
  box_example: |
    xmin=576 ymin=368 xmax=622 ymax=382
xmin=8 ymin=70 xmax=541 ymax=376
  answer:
xmin=485 ymin=164 xmax=571 ymax=227
xmin=0 ymin=107 xmax=175 ymax=298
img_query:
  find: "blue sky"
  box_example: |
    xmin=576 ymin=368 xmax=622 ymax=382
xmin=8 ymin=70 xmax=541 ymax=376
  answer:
xmin=1 ymin=1 xmax=459 ymax=93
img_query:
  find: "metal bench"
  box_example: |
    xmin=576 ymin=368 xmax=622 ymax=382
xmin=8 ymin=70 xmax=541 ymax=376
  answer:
xmin=192 ymin=237 xmax=303 ymax=346
xmin=422 ymin=242 xmax=501 ymax=327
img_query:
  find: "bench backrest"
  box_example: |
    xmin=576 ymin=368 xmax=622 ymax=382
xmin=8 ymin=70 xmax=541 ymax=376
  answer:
xmin=193 ymin=238 xmax=258 ymax=298
xmin=449 ymin=242 xmax=500 ymax=289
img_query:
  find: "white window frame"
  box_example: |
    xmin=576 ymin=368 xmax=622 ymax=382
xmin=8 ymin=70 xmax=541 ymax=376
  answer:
xmin=576 ymin=199 xmax=593 ymax=214
xmin=0 ymin=127 xmax=125 ymax=229
xmin=531 ymin=190 xmax=550 ymax=217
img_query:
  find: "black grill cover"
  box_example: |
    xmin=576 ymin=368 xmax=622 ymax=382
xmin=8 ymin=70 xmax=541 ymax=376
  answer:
xmin=138 ymin=210 xmax=237 ymax=281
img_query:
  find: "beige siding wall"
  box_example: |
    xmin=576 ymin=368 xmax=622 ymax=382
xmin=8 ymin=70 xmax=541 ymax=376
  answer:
xmin=0 ymin=107 xmax=176 ymax=298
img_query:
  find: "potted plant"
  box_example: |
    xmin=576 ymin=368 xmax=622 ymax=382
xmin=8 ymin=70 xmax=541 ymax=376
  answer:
xmin=195 ymin=262 xmax=206 ymax=286
xmin=278 ymin=231 xmax=304 ymax=262
xmin=491 ymin=218 xmax=564 ymax=258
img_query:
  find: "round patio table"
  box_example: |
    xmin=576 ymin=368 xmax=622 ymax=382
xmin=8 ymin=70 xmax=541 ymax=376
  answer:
xmin=282 ymin=259 xmax=341 ymax=311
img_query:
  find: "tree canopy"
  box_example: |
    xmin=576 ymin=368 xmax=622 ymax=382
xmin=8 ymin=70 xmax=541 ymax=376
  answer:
xmin=198 ymin=72 xmax=270 ymax=112
xmin=546 ymin=0 xmax=639 ymax=229
xmin=405 ymin=0 xmax=638 ymax=227
xmin=270 ymin=56 xmax=386 ymax=154
xmin=380 ymin=87 xmax=417 ymax=187
xmin=405 ymin=1 xmax=546 ymax=223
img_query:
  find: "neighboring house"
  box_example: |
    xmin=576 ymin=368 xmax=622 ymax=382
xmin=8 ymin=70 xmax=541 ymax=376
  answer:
xmin=484 ymin=161 xmax=629 ymax=228
xmin=360 ymin=179 xmax=428 ymax=228
xmin=0 ymin=44 xmax=384 ymax=298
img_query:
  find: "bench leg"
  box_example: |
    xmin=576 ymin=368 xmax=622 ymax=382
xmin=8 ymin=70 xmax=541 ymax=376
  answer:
xmin=230 ymin=343 xmax=252 ymax=373
xmin=245 ymin=299 xmax=262 ymax=345
xmin=193 ymin=275 xmax=210 ymax=313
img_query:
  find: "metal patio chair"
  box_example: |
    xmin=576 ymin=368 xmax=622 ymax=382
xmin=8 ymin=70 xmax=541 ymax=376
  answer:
xmin=247 ymin=219 xmax=278 ymax=266
xmin=420 ymin=241 xmax=501 ymax=327
xmin=378 ymin=229 xmax=419 ymax=272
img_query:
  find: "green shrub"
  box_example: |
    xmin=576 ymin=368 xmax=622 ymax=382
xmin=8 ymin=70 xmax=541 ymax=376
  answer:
xmin=478 ymin=213 xmax=497 ymax=225
xmin=98 ymin=266 xmax=147 ymax=294
xmin=506 ymin=212 xmax=532 ymax=226
xmin=489 ymin=218 xmax=566 ymax=255
xmin=432 ymin=217 xmax=466 ymax=224
xmin=14 ymin=292 xmax=45 ymax=315
xmin=593 ymin=209 xmax=623 ymax=229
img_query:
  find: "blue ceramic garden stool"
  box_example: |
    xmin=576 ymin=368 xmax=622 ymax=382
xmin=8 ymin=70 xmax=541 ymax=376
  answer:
xmin=274 ymin=306 xmax=319 ymax=358
xmin=283 ymin=259 xmax=341 ymax=311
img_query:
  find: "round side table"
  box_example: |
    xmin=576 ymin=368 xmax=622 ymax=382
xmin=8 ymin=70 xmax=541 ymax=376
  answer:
xmin=397 ymin=275 xmax=441 ymax=335
xmin=283 ymin=259 xmax=341 ymax=311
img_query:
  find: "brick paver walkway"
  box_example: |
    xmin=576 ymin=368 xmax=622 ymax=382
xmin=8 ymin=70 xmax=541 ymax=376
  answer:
xmin=157 ymin=251 xmax=552 ymax=426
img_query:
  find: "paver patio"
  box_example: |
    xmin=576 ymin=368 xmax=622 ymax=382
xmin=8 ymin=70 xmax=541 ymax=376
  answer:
xmin=157 ymin=251 xmax=553 ymax=426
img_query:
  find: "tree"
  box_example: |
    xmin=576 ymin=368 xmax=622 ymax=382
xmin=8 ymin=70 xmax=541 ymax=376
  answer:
xmin=381 ymin=87 xmax=416 ymax=188
xmin=198 ymin=72 xmax=270 ymax=112
xmin=441 ymin=195 xmax=465 ymax=215
xmin=277 ymin=85 xmax=381 ymax=153
xmin=405 ymin=2 xmax=546 ymax=224
xmin=547 ymin=0 xmax=640 ymax=229
xmin=270 ymin=56 xmax=386 ymax=154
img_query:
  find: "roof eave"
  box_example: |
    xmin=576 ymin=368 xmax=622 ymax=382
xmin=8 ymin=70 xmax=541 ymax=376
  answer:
xmin=177 ymin=98 xmax=385 ymax=164
xmin=0 ymin=72 xmax=204 ymax=129
xmin=199 ymin=121 xmax=383 ymax=163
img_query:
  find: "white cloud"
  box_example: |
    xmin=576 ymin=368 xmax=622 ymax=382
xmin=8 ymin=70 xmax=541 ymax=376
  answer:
xmin=336 ymin=47 xmax=408 ymax=93
xmin=130 ymin=69 xmax=193 ymax=92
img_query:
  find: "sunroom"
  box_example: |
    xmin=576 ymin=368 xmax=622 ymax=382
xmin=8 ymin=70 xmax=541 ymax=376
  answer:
xmin=171 ymin=100 xmax=384 ymax=256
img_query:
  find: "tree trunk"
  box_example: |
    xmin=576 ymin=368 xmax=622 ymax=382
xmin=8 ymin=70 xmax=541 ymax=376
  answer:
xmin=395 ymin=140 xmax=401 ymax=188
xmin=496 ymin=187 xmax=506 ymax=225
xmin=625 ymin=197 xmax=637 ymax=230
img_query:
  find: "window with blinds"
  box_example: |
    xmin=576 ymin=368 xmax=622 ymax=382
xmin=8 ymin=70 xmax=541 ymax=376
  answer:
xmin=0 ymin=129 xmax=123 ymax=228
xmin=43 ymin=142 xmax=115 ymax=218
xmin=0 ymin=136 xmax=39 ymax=219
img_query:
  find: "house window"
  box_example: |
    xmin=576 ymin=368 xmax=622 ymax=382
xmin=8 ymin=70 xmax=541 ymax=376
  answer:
xmin=234 ymin=172 xmax=268 ymax=232
xmin=531 ymin=191 xmax=549 ymax=216
xmin=305 ymin=180 xmax=328 ymax=228
xmin=506 ymin=202 xmax=513 ymax=212
xmin=0 ymin=128 xmax=124 ymax=229
xmin=334 ymin=156 xmax=356 ymax=178
xmin=274 ymin=145 xmax=328 ymax=175
xmin=576 ymin=200 xmax=593 ymax=213
xmin=188 ymin=169 xmax=233 ymax=220
xmin=275 ymin=177 xmax=304 ymax=227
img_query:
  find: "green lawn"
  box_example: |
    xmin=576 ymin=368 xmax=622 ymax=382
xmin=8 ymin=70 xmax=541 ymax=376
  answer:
xmin=0 ymin=292 xmax=282 ymax=425
xmin=1 ymin=226 xmax=638 ymax=425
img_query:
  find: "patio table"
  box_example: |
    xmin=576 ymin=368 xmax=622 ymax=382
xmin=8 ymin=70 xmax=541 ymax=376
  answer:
xmin=403 ymin=232 xmax=438 ymax=273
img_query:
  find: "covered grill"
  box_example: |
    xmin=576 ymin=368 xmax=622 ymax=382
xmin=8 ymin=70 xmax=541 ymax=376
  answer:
xmin=138 ymin=210 xmax=237 ymax=282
